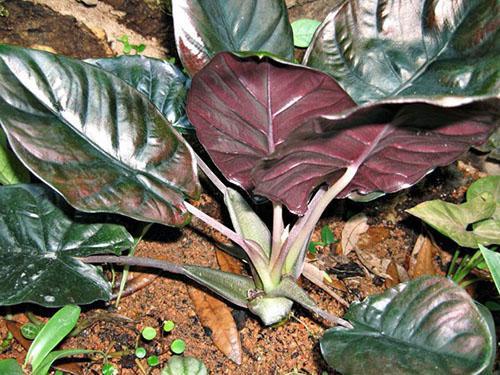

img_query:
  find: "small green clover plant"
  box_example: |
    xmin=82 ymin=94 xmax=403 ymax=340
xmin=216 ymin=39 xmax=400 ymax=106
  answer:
xmin=116 ymin=35 xmax=146 ymax=55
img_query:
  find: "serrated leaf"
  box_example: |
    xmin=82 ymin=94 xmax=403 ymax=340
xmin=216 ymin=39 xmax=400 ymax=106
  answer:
xmin=253 ymin=102 xmax=495 ymax=214
xmin=305 ymin=0 xmax=500 ymax=105
xmin=0 ymin=45 xmax=199 ymax=227
xmin=0 ymin=184 xmax=133 ymax=306
xmin=321 ymin=276 xmax=494 ymax=374
xmin=26 ymin=305 xmax=80 ymax=370
xmin=161 ymin=356 xmax=208 ymax=375
xmin=224 ymin=188 xmax=271 ymax=258
xmin=0 ymin=128 xmax=29 ymax=185
xmin=173 ymin=0 xmax=294 ymax=76
xmin=187 ymin=52 xmax=355 ymax=192
xmin=291 ymin=19 xmax=321 ymax=48
xmin=86 ymin=55 xmax=193 ymax=133
xmin=407 ymin=192 xmax=499 ymax=248
xmin=479 ymin=244 xmax=500 ymax=295
xmin=467 ymin=175 xmax=500 ymax=220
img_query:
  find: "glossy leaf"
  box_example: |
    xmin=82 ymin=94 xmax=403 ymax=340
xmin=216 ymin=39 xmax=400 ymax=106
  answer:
xmin=305 ymin=0 xmax=500 ymax=105
xmin=86 ymin=55 xmax=193 ymax=132
xmin=187 ymin=52 xmax=355 ymax=191
xmin=291 ymin=19 xmax=321 ymax=48
xmin=0 ymin=45 xmax=199 ymax=226
xmin=253 ymin=102 xmax=495 ymax=213
xmin=467 ymin=175 xmax=500 ymax=220
xmin=321 ymin=276 xmax=494 ymax=374
xmin=173 ymin=0 xmax=294 ymax=76
xmin=479 ymin=244 xmax=500 ymax=294
xmin=26 ymin=305 xmax=80 ymax=370
xmin=161 ymin=356 xmax=208 ymax=375
xmin=0 ymin=128 xmax=29 ymax=185
xmin=0 ymin=359 xmax=23 ymax=375
xmin=33 ymin=349 xmax=97 ymax=375
xmin=408 ymin=191 xmax=499 ymax=248
xmin=0 ymin=184 xmax=133 ymax=306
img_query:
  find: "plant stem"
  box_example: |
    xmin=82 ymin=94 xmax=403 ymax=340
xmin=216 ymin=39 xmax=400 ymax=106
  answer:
xmin=270 ymin=203 xmax=284 ymax=265
xmin=80 ymin=255 xmax=187 ymax=275
xmin=273 ymin=167 xmax=357 ymax=279
xmin=195 ymin=152 xmax=227 ymax=194
xmin=115 ymin=223 xmax=152 ymax=307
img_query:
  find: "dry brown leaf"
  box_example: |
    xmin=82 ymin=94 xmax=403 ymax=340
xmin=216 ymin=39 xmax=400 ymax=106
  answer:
xmin=188 ymin=286 xmax=242 ymax=364
xmin=302 ymin=262 xmax=349 ymax=307
xmin=408 ymin=234 xmax=443 ymax=279
xmin=355 ymin=248 xmax=392 ymax=279
xmin=215 ymin=249 xmax=244 ymax=275
xmin=357 ymin=227 xmax=391 ymax=250
xmin=341 ymin=213 xmax=369 ymax=255
xmin=384 ymin=261 xmax=400 ymax=288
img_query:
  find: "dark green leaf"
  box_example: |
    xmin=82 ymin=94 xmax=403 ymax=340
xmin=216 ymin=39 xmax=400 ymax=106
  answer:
xmin=476 ymin=302 xmax=497 ymax=374
xmin=0 ymin=128 xmax=29 ymax=185
xmin=173 ymin=0 xmax=294 ymax=75
xmin=0 ymin=45 xmax=200 ymax=226
xmin=21 ymin=323 xmax=42 ymax=340
xmin=321 ymin=276 xmax=494 ymax=374
xmin=479 ymin=244 xmax=500 ymax=294
xmin=161 ymin=355 xmax=208 ymax=375
xmin=407 ymin=192 xmax=499 ymax=248
xmin=0 ymin=359 xmax=23 ymax=375
xmin=291 ymin=19 xmax=321 ymax=48
xmin=86 ymin=55 xmax=193 ymax=132
xmin=26 ymin=305 xmax=80 ymax=371
xmin=305 ymin=0 xmax=500 ymax=105
xmin=0 ymin=184 xmax=134 ymax=306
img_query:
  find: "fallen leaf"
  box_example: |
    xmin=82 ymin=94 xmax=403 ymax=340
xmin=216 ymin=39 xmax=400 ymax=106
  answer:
xmin=384 ymin=261 xmax=400 ymax=288
xmin=357 ymin=227 xmax=391 ymax=250
xmin=408 ymin=234 xmax=443 ymax=279
xmin=188 ymin=286 xmax=242 ymax=364
xmin=302 ymin=262 xmax=349 ymax=307
xmin=355 ymin=248 xmax=393 ymax=280
xmin=215 ymin=249 xmax=244 ymax=275
xmin=341 ymin=214 xmax=369 ymax=255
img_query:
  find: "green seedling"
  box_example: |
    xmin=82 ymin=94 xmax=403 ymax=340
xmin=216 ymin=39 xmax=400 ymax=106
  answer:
xmin=102 ymin=363 xmax=118 ymax=375
xmin=308 ymin=225 xmax=337 ymax=254
xmin=141 ymin=326 xmax=157 ymax=341
xmin=21 ymin=322 xmax=43 ymax=340
xmin=147 ymin=355 xmax=160 ymax=367
xmin=116 ymin=35 xmax=146 ymax=55
xmin=0 ymin=331 xmax=13 ymax=353
xmin=170 ymin=339 xmax=185 ymax=354
xmin=162 ymin=320 xmax=175 ymax=333
xmin=135 ymin=347 xmax=147 ymax=359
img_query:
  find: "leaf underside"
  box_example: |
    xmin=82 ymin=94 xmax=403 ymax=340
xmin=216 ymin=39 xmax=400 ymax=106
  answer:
xmin=86 ymin=55 xmax=193 ymax=132
xmin=321 ymin=276 xmax=493 ymax=374
xmin=173 ymin=0 xmax=294 ymax=76
xmin=0 ymin=45 xmax=199 ymax=227
xmin=0 ymin=184 xmax=133 ymax=306
xmin=304 ymin=0 xmax=500 ymax=105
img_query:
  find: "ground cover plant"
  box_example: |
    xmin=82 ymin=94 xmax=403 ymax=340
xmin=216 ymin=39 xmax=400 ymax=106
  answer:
xmin=0 ymin=0 xmax=498 ymax=373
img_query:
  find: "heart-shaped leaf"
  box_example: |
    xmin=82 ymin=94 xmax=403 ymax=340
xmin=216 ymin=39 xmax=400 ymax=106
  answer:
xmin=467 ymin=175 xmax=500 ymax=220
xmin=253 ymin=103 xmax=495 ymax=213
xmin=408 ymin=189 xmax=500 ymax=248
xmin=86 ymin=55 xmax=193 ymax=133
xmin=0 ymin=45 xmax=199 ymax=226
xmin=321 ymin=276 xmax=494 ymax=374
xmin=161 ymin=356 xmax=208 ymax=375
xmin=304 ymin=0 xmax=500 ymax=105
xmin=0 ymin=184 xmax=133 ymax=306
xmin=187 ymin=52 xmax=355 ymax=190
xmin=173 ymin=0 xmax=294 ymax=76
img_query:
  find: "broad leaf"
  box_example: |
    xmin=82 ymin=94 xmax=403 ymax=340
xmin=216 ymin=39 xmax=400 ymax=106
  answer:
xmin=408 ymin=191 xmax=499 ymax=248
xmin=467 ymin=175 xmax=500 ymax=220
xmin=0 ymin=45 xmax=199 ymax=226
xmin=304 ymin=0 xmax=500 ymax=105
xmin=0 ymin=184 xmax=133 ymax=306
xmin=479 ymin=244 xmax=500 ymax=295
xmin=0 ymin=128 xmax=29 ymax=185
xmin=253 ymin=102 xmax=495 ymax=213
xmin=86 ymin=55 xmax=193 ymax=132
xmin=173 ymin=0 xmax=294 ymax=76
xmin=187 ymin=52 xmax=355 ymax=191
xmin=161 ymin=356 xmax=208 ymax=375
xmin=0 ymin=359 xmax=23 ymax=375
xmin=26 ymin=305 xmax=80 ymax=370
xmin=291 ymin=19 xmax=321 ymax=48
xmin=321 ymin=276 xmax=494 ymax=374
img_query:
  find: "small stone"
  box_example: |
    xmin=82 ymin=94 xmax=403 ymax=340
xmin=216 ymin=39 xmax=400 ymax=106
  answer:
xmin=77 ymin=0 xmax=98 ymax=7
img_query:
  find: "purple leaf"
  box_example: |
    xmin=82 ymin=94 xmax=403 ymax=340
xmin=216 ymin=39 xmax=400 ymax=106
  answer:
xmin=253 ymin=103 xmax=496 ymax=214
xmin=187 ymin=52 xmax=355 ymax=189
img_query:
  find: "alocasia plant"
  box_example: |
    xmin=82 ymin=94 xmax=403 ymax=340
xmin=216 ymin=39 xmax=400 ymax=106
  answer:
xmin=0 ymin=0 xmax=498 ymax=370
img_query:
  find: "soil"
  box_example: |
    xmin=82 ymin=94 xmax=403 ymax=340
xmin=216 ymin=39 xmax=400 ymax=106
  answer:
xmin=0 ymin=1 xmax=498 ymax=374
